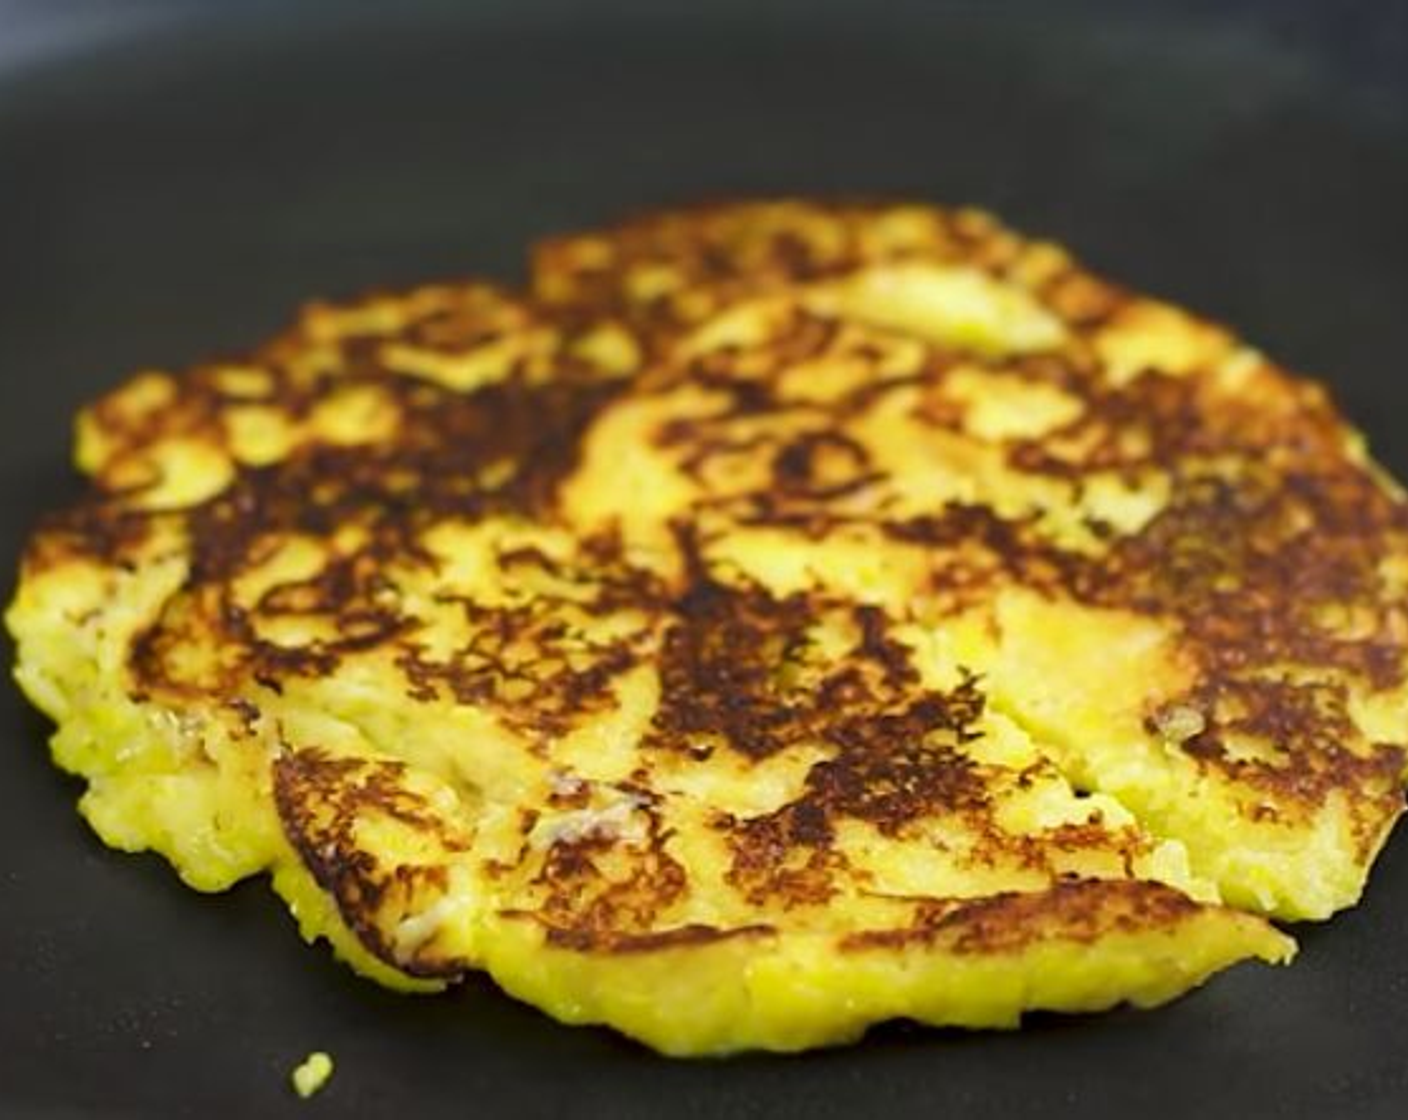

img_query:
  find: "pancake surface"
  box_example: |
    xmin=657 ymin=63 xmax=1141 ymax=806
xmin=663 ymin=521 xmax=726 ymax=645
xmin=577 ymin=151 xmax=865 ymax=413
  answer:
xmin=12 ymin=200 xmax=1408 ymax=1054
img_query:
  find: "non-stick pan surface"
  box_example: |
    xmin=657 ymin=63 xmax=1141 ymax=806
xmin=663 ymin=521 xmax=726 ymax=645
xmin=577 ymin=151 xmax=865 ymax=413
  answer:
xmin=2 ymin=3 xmax=1406 ymax=1117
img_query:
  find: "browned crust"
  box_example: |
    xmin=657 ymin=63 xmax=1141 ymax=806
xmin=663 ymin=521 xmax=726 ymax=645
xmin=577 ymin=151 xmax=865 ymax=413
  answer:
xmin=272 ymin=748 xmax=470 ymax=979
xmin=839 ymin=879 xmax=1204 ymax=954
xmin=531 ymin=197 xmax=1131 ymax=342
xmin=497 ymin=912 xmax=777 ymax=954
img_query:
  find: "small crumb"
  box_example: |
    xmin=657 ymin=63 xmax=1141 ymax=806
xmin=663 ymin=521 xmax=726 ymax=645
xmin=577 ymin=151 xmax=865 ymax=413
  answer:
xmin=1152 ymin=703 xmax=1206 ymax=743
xmin=291 ymin=1051 xmax=334 ymax=1099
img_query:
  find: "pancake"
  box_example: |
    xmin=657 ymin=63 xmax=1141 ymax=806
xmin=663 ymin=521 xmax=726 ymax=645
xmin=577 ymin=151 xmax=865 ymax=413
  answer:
xmin=14 ymin=199 xmax=1407 ymax=1055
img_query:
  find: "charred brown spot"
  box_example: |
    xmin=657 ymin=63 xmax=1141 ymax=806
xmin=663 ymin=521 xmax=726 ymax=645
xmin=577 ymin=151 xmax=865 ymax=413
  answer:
xmin=520 ymin=918 xmax=775 ymax=955
xmin=812 ymin=699 xmax=988 ymax=831
xmin=395 ymin=602 xmax=640 ymax=738
xmin=522 ymin=803 xmax=689 ymax=941
xmin=187 ymin=374 xmax=620 ymax=586
xmin=648 ymin=576 xmax=821 ymax=760
xmin=105 ymin=355 xmax=647 ymax=717
xmin=719 ymin=686 xmax=992 ymax=907
xmin=724 ymin=807 xmax=851 ymax=907
xmin=1091 ymin=470 xmax=1408 ymax=688
xmin=26 ymin=497 xmax=156 ymax=570
xmin=772 ymin=431 xmax=882 ymax=501
xmin=128 ymin=585 xmax=253 ymax=699
xmin=641 ymin=566 xmax=999 ymax=905
xmin=535 ymin=200 xmax=969 ymax=340
xmin=1149 ymin=676 xmax=1404 ymax=852
xmin=840 ymin=879 xmax=1203 ymax=954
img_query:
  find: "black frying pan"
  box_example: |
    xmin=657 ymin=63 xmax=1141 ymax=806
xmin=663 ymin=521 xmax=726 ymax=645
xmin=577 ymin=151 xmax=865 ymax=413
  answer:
xmin=2 ymin=2 xmax=1406 ymax=1117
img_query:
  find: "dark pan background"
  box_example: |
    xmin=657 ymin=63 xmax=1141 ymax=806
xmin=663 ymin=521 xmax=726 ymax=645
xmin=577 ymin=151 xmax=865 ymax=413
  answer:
xmin=1 ymin=2 xmax=1406 ymax=1117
